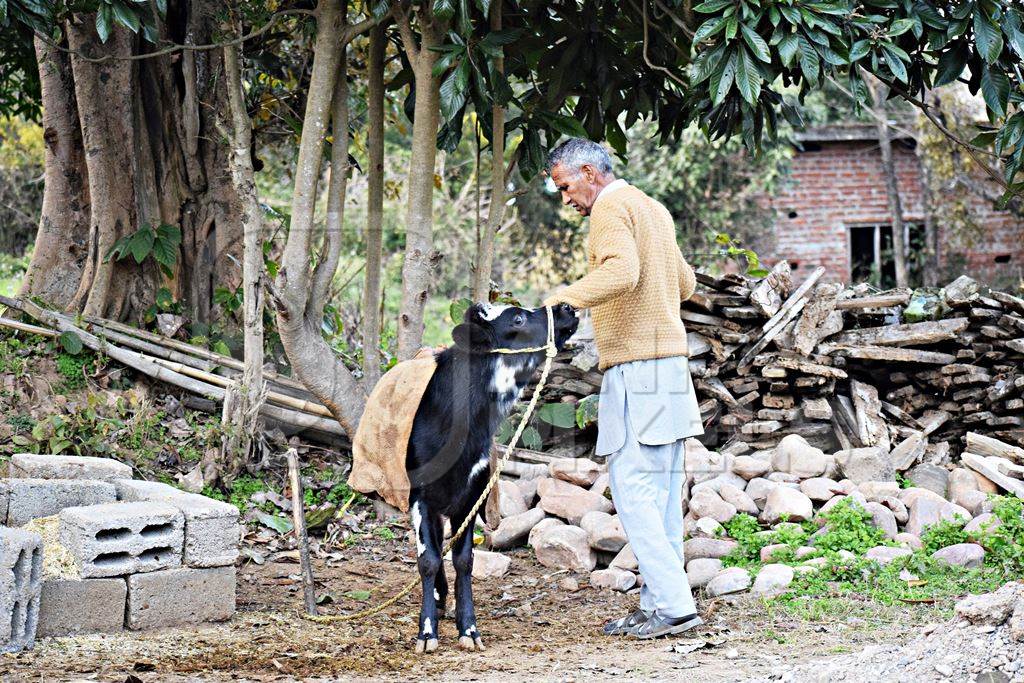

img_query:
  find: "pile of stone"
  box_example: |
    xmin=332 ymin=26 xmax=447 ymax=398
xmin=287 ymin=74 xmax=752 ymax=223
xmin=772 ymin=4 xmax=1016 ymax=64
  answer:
xmin=531 ymin=268 xmax=1024 ymax=462
xmin=0 ymin=453 xmax=239 ymax=652
xmin=486 ymin=429 xmax=1020 ymax=598
xmin=750 ymin=581 xmax=1024 ymax=682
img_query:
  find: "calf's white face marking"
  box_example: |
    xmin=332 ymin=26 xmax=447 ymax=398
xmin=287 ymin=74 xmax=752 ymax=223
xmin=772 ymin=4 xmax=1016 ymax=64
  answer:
xmin=411 ymin=501 xmax=426 ymax=557
xmin=479 ymin=303 xmax=511 ymax=321
xmin=491 ymin=357 xmax=517 ymax=394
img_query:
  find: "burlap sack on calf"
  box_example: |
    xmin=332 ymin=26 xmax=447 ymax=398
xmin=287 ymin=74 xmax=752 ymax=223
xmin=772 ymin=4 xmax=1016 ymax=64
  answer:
xmin=348 ymin=348 xmax=438 ymax=512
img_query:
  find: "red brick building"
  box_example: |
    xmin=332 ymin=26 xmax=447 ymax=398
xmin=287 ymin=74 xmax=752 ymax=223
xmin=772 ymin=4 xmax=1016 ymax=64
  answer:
xmin=766 ymin=123 xmax=1024 ymax=287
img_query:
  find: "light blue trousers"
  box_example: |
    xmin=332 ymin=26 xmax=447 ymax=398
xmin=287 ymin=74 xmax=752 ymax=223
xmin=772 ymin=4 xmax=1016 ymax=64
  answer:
xmin=601 ymin=356 xmax=703 ymax=619
xmin=607 ymin=408 xmax=697 ymax=618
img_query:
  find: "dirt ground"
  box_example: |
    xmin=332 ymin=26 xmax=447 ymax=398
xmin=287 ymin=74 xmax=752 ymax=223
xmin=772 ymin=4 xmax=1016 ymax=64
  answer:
xmin=2 ymin=533 xmax=949 ymax=682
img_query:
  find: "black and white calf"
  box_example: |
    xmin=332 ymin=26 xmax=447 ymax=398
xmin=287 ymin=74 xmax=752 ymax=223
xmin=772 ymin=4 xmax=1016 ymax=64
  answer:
xmin=406 ymin=302 xmax=578 ymax=653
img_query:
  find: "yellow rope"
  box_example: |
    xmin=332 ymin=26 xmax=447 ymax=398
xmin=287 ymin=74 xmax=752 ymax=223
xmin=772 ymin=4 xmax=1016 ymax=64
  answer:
xmin=306 ymin=306 xmax=558 ymax=624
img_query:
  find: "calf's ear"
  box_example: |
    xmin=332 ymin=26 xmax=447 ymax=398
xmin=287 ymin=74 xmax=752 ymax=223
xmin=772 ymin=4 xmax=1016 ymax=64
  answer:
xmin=452 ymin=322 xmax=492 ymax=351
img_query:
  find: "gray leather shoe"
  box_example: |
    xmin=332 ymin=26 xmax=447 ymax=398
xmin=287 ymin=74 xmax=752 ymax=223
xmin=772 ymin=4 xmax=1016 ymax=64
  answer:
xmin=603 ymin=608 xmax=652 ymax=636
xmin=631 ymin=611 xmax=704 ymax=639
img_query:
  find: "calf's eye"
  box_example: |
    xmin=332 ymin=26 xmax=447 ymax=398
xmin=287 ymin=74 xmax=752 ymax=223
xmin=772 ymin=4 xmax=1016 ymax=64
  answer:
xmin=513 ymin=315 xmax=525 ymax=326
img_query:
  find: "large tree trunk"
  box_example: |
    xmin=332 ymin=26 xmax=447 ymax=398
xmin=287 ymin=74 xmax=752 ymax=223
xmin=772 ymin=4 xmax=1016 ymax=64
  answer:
xmin=472 ymin=1 xmax=505 ymax=304
xmin=219 ymin=37 xmax=267 ymax=481
xmin=19 ymin=2 xmax=242 ymax=325
xmin=66 ymin=21 xmax=150 ymax=319
xmin=18 ymin=37 xmax=90 ymax=307
xmin=870 ymin=79 xmax=909 ymax=289
xmin=395 ymin=7 xmax=446 ymax=361
xmin=361 ymin=24 xmax=386 ymax=388
xmin=272 ymin=0 xmax=370 ymax=436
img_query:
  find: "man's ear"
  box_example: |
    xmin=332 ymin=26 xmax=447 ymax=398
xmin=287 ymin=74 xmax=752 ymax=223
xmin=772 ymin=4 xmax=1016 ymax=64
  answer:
xmin=580 ymin=163 xmax=596 ymax=183
xmin=452 ymin=322 xmax=492 ymax=351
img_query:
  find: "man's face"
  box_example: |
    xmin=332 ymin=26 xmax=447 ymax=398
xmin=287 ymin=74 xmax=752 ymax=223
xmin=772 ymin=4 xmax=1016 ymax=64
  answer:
xmin=549 ymin=163 xmax=600 ymax=217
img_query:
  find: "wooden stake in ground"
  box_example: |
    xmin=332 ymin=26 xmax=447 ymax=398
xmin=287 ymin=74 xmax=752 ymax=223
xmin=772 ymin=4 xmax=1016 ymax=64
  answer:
xmin=287 ymin=448 xmax=318 ymax=616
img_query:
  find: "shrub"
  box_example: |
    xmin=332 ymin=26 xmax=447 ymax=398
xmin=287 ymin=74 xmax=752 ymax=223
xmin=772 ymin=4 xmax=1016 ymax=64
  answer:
xmin=920 ymin=517 xmax=970 ymax=554
xmin=813 ymin=497 xmax=887 ymax=554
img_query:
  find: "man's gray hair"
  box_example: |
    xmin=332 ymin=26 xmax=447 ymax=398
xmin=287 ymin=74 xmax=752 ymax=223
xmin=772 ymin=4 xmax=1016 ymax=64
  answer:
xmin=546 ymin=137 xmax=613 ymax=175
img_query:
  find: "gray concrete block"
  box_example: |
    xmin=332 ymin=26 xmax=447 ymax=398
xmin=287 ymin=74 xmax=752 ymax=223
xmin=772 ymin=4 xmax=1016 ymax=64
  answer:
xmin=4 ymin=478 xmax=117 ymax=526
xmin=37 ymin=578 xmax=127 ymax=637
xmin=0 ymin=527 xmax=43 ymax=652
xmin=0 ymin=481 xmax=8 ymax=526
xmin=126 ymin=566 xmax=235 ymax=630
xmin=9 ymin=453 xmax=133 ymax=482
xmin=59 ymin=501 xmax=183 ymax=578
xmin=114 ymin=480 xmax=239 ymax=568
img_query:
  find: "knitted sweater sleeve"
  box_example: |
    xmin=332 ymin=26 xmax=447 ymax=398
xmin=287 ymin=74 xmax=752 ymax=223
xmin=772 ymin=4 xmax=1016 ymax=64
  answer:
xmin=543 ymin=206 xmax=640 ymax=309
xmin=676 ymin=246 xmax=697 ymax=302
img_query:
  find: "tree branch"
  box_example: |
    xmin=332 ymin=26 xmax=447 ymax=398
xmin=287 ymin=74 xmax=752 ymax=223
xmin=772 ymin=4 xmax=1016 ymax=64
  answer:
xmin=34 ymin=9 xmax=313 ymax=64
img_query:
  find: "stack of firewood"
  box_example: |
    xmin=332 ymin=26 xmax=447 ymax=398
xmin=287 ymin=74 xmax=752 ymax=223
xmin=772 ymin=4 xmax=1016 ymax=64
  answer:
xmin=532 ymin=263 xmax=1024 ymax=469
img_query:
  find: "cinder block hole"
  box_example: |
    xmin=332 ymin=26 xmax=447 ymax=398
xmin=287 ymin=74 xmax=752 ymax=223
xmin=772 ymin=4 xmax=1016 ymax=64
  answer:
xmin=93 ymin=551 xmax=131 ymax=567
xmin=23 ymin=596 xmax=38 ymax=640
xmin=140 ymin=522 xmax=175 ymax=538
xmin=138 ymin=546 xmax=174 ymax=563
xmin=95 ymin=527 xmax=132 ymax=542
xmin=13 ymin=550 xmax=28 ymax=587
xmin=29 ymin=549 xmax=41 ymax=586
xmin=10 ymin=601 xmax=21 ymax=641
xmin=994 ymin=254 xmax=1011 ymax=263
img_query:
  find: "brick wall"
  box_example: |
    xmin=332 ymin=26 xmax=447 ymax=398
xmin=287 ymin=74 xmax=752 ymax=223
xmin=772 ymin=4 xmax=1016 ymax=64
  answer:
xmin=767 ymin=139 xmax=1024 ymax=287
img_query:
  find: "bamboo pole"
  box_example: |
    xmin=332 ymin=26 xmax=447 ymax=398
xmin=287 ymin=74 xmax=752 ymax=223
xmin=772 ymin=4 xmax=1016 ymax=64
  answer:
xmin=81 ymin=314 xmax=311 ymax=393
xmin=0 ymin=298 xmax=346 ymax=436
xmin=148 ymin=357 xmax=333 ymax=418
xmin=287 ymin=448 xmax=319 ymax=616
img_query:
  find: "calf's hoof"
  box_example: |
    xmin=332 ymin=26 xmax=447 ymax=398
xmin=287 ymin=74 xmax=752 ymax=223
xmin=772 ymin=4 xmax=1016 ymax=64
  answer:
xmin=414 ymin=638 xmax=439 ymax=654
xmin=458 ymin=635 xmax=486 ymax=651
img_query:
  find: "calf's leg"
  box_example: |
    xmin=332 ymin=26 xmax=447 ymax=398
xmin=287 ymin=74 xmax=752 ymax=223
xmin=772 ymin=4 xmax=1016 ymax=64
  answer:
xmin=429 ymin=513 xmax=449 ymax=615
xmin=450 ymin=505 xmax=485 ymax=651
xmin=411 ymin=498 xmax=441 ymax=653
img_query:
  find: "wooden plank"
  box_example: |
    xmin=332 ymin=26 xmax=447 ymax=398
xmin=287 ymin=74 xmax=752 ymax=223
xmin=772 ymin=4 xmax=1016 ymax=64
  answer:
xmin=833 ymin=292 xmax=911 ymax=310
xmin=827 ymin=317 xmax=970 ymax=347
xmin=962 ymin=452 xmax=1024 ymax=498
xmin=966 ymin=432 xmax=1024 ymax=463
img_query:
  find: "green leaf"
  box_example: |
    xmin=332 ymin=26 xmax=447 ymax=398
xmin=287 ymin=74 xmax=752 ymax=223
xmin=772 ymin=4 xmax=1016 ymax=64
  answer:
xmin=543 ymin=112 xmax=588 ymax=138
xmin=254 ymin=511 xmax=293 ymax=534
xmin=798 ymin=36 xmax=820 ymax=85
xmin=536 ymin=402 xmax=576 ymax=429
xmin=725 ymin=15 xmax=738 ymax=40
xmin=58 ymin=331 xmax=83 ymax=355
xmin=110 ymin=1 xmax=140 ymax=32
xmin=433 ymin=0 xmax=455 ymax=22
xmin=96 ymin=3 xmax=113 ymax=43
xmin=888 ymin=18 xmax=915 ymax=37
xmin=934 ymin=43 xmax=968 ymax=86
xmin=449 ymin=297 xmax=472 ymax=323
xmin=882 ymin=46 xmax=908 ymax=83
xmin=848 ymin=39 xmax=871 ymax=62
xmin=439 ymin=60 xmax=469 ymax=121
xmin=606 ymin=119 xmax=627 ymax=155
xmin=711 ymin=50 xmax=738 ymax=106
xmin=575 ymin=394 xmax=599 ymax=429
xmin=980 ymin=66 xmax=1009 ymax=119
xmin=778 ymin=33 xmax=800 ymax=66
xmin=521 ymin=426 xmax=542 ymax=449
xmin=973 ymin=10 xmax=1003 ymax=63
xmin=0 ymin=0 xmax=8 ymax=24
xmin=740 ymin=23 xmax=770 ymax=62
xmin=693 ymin=16 xmax=727 ymax=44
xmin=344 ymin=590 xmax=371 ymax=601
xmin=693 ymin=0 xmax=733 ymax=13
xmin=474 ymin=0 xmax=491 ymax=15
xmin=736 ymin=49 xmax=762 ymax=105
xmin=129 ymin=227 xmax=154 ymax=264
xmin=431 ymin=48 xmax=463 ymax=78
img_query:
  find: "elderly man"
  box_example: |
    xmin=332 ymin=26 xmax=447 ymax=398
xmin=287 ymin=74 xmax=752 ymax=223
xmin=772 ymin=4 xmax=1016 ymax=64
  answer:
xmin=543 ymin=138 xmax=705 ymax=639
